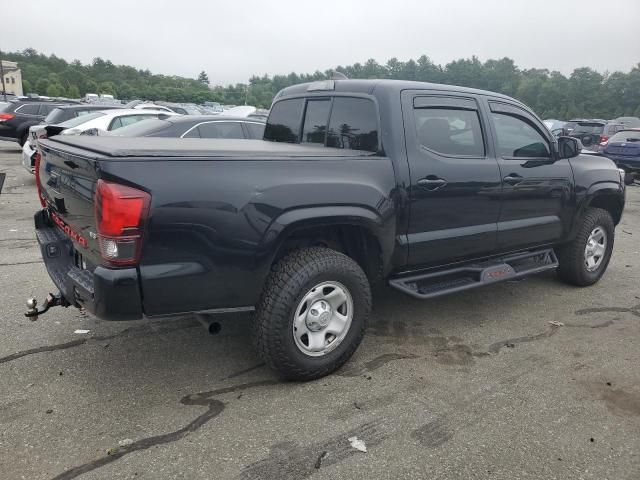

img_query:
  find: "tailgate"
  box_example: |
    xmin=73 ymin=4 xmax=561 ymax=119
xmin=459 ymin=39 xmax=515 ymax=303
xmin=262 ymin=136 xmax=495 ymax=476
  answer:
xmin=38 ymin=141 xmax=103 ymax=267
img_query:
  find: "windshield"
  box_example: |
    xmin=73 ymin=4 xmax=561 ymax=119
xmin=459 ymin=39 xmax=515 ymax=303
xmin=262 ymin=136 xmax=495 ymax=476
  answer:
xmin=58 ymin=111 xmax=105 ymax=127
xmin=109 ymin=118 xmax=169 ymax=136
xmin=609 ymin=131 xmax=640 ymax=143
xmin=572 ymin=122 xmax=604 ymax=134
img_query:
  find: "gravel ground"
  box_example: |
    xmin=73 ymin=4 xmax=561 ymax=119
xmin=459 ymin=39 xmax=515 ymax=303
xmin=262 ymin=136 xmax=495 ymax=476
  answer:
xmin=0 ymin=140 xmax=638 ymax=480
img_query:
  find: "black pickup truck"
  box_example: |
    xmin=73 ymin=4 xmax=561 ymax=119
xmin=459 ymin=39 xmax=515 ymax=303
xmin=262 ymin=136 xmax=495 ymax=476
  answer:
xmin=29 ymin=79 xmax=625 ymax=380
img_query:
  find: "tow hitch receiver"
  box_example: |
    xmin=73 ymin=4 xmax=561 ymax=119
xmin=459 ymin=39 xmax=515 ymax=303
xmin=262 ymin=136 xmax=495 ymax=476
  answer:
xmin=24 ymin=293 xmax=70 ymax=321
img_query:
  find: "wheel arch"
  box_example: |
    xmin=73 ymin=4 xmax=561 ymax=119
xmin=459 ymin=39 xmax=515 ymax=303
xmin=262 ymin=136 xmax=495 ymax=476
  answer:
xmin=584 ymin=184 xmax=624 ymax=225
xmin=260 ymin=206 xmax=395 ymax=284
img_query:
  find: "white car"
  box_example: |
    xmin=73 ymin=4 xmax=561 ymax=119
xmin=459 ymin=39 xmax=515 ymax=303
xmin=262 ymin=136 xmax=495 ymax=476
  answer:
xmin=56 ymin=108 xmax=177 ymax=136
xmin=22 ymin=109 xmax=177 ymax=173
xmin=220 ymin=105 xmax=257 ymax=117
xmin=133 ymin=103 xmax=176 ymax=113
xmin=22 ymin=140 xmax=37 ymax=173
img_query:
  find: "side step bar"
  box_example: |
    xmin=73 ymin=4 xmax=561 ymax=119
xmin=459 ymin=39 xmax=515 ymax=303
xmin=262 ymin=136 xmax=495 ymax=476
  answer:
xmin=389 ymin=249 xmax=558 ymax=300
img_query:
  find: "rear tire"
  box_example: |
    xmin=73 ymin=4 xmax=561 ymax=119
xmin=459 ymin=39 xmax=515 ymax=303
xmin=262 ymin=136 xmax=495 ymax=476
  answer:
xmin=253 ymin=247 xmax=371 ymax=381
xmin=556 ymin=208 xmax=614 ymax=286
xmin=19 ymin=131 xmax=28 ymax=147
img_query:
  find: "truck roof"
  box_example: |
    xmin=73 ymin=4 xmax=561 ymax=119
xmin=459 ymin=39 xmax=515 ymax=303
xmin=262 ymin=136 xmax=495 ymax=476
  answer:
xmin=276 ymin=79 xmax=524 ymax=105
xmin=41 ymin=136 xmax=377 ymax=159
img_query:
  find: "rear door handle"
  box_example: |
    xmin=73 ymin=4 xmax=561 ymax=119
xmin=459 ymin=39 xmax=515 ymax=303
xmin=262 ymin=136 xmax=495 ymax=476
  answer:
xmin=418 ymin=177 xmax=447 ymax=190
xmin=503 ymin=174 xmax=523 ymax=185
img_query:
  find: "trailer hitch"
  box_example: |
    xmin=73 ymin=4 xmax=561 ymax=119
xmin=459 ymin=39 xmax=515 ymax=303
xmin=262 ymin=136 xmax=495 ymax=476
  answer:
xmin=24 ymin=293 xmax=69 ymax=321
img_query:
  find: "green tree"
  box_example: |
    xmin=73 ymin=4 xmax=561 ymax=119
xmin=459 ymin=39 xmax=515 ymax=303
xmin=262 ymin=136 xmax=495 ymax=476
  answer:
xmin=117 ymin=83 xmax=134 ymax=100
xmin=84 ymin=79 xmax=98 ymax=95
xmin=3 ymin=47 xmax=640 ymax=117
xmin=98 ymin=81 xmax=116 ymax=96
xmin=46 ymin=83 xmax=64 ymax=97
xmin=66 ymin=84 xmax=80 ymax=98
xmin=22 ymin=79 xmax=32 ymax=94
xmin=35 ymin=78 xmax=49 ymax=94
xmin=198 ymin=71 xmax=210 ymax=85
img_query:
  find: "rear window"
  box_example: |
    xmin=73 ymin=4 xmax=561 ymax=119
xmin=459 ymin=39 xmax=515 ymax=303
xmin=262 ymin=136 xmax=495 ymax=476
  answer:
xmin=302 ymin=99 xmax=331 ymax=144
xmin=326 ymin=98 xmax=378 ymax=152
xmin=609 ymin=131 xmax=640 ymax=142
xmin=110 ymin=119 xmax=169 ymax=137
xmin=604 ymin=124 xmax=624 ymax=135
xmin=58 ymin=111 xmax=105 ymax=128
xmin=265 ymin=96 xmax=379 ymax=152
xmin=264 ymin=98 xmax=304 ymax=143
xmin=573 ymin=122 xmax=604 ymax=134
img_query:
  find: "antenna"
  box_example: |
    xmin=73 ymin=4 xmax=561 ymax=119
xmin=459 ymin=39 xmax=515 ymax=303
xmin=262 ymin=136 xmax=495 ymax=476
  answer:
xmin=330 ymin=71 xmax=348 ymax=80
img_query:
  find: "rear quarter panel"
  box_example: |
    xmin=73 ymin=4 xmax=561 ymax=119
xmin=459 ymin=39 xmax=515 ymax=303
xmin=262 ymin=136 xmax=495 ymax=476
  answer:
xmin=99 ymin=156 xmax=398 ymax=316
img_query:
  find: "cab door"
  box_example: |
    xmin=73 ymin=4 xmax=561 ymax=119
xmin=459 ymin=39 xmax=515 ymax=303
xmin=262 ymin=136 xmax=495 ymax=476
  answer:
xmin=486 ymin=101 xmax=574 ymax=251
xmin=402 ymin=92 xmax=502 ymax=267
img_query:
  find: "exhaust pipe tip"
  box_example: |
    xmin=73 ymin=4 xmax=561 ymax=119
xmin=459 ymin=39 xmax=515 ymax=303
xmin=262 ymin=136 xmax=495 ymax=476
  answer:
xmin=208 ymin=321 xmax=222 ymax=335
xmin=195 ymin=314 xmax=222 ymax=335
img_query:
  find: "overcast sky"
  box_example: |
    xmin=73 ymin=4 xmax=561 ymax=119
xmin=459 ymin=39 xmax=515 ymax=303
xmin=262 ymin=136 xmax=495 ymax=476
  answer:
xmin=3 ymin=0 xmax=639 ymax=85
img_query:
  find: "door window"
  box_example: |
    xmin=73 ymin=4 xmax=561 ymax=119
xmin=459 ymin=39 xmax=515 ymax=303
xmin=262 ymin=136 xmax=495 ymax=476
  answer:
xmin=245 ymin=122 xmax=265 ymax=139
xmin=414 ymin=107 xmax=485 ymax=156
xmin=196 ymin=122 xmax=244 ymax=139
xmin=492 ymin=113 xmax=550 ymax=158
xmin=16 ymin=104 xmax=40 ymax=115
xmin=39 ymin=104 xmax=59 ymax=115
xmin=302 ymin=99 xmax=331 ymax=145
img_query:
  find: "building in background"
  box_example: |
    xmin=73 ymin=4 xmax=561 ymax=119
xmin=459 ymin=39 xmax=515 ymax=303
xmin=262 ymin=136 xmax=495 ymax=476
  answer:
xmin=1 ymin=61 xmax=23 ymax=96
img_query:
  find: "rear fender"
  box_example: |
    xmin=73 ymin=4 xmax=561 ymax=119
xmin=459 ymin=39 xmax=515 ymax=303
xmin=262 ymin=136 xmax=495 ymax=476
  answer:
xmin=258 ymin=205 xmax=394 ymax=271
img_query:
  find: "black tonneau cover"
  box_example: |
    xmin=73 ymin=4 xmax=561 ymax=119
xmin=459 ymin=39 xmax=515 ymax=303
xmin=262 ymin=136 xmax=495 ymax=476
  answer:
xmin=41 ymin=136 xmax=376 ymax=159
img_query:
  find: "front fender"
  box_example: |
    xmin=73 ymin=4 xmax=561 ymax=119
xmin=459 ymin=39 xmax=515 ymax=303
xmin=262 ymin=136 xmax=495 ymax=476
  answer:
xmin=568 ymin=181 xmax=624 ymax=240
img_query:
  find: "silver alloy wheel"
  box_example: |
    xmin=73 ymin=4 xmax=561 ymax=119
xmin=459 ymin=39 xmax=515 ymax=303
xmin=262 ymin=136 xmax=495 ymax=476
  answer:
xmin=292 ymin=281 xmax=354 ymax=357
xmin=584 ymin=226 xmax=607 ymax=272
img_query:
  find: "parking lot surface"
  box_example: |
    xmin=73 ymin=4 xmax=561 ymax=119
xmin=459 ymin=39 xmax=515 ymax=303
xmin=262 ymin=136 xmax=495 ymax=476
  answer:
xmin=1 ymin=140 xmax=639 ymax=479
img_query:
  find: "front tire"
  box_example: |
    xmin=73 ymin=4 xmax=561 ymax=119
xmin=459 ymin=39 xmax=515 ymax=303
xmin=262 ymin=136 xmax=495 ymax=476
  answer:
xmin=253 ymin=247 xmax=371 ymax=381
xmin=556 ymin=208 xmax=615 ymax=286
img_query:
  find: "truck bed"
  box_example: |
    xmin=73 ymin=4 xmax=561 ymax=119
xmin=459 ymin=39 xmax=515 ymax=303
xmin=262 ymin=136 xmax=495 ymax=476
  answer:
xmin=43 ymin=136 xmax=377 ymax=159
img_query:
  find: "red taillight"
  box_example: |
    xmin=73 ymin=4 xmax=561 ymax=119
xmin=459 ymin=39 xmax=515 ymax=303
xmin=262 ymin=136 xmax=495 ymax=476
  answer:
xmin=0 ymin=113 xmax=15 ymax=122
xmin=599 ymin=135 xmax=609 ymax=146
xmin=34 ymin=152 xmax=46 ymax=207
xmin=94 ymin=180 xmax=151 ymax=266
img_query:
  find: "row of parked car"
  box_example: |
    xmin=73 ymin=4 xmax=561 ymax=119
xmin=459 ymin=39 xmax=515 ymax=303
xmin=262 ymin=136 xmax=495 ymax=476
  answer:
xmin=0 ymin=98 xmax=267 ymax=173
xmin=543 ymin=116 xmax=640 ymax=180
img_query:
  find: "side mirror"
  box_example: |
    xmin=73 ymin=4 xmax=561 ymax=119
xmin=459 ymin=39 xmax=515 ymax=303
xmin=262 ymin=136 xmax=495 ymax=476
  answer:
xmin=557 ymin=136 xmax=580 ymax=159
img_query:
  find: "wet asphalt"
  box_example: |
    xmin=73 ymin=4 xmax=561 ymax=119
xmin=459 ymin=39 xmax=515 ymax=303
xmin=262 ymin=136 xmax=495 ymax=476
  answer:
xmin=0 ymin=141 xmax=638 ymax=479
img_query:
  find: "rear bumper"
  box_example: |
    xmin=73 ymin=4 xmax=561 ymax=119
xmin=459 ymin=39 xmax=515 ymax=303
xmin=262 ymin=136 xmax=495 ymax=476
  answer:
xmin=22 ymin=142 xmax=35 ymax=173
xmin=34 ymin=210 xmax=143 ymax=320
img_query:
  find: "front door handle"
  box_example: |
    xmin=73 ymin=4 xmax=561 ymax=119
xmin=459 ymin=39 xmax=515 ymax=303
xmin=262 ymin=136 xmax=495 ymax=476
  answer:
xmin=503 ymin=174 xmax=523 ymax=185
xmin=418 ymin=177 xmax=447 ymax=190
